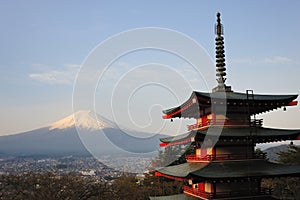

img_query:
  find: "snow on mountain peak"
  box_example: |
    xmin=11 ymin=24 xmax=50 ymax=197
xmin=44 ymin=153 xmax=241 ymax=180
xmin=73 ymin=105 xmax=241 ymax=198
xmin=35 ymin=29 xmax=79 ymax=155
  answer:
xmin=49 ymin=110 xmax=110 ymax=130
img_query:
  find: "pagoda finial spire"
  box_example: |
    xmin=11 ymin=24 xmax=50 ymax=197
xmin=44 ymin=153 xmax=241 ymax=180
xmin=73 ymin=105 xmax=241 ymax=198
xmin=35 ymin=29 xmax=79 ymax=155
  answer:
xmin=216 ymin=12 xmax=223 ymax=36
xmin=213 ymin=12 xmax=232 ymax=92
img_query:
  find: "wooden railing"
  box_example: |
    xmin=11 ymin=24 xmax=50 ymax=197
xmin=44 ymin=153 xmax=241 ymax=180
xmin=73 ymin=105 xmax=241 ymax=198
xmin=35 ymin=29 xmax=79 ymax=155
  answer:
xmin=250 ymin=119 xmax=263 ymax=127
xmin=185 ymin=153 xmax=266 ymax=162
xmin=183 ymin=186 xmax=213 ymax=199
xmin=183 ymin=185 xmax=272 ymax=199
xmin=216 ymin=187 xmax=272 ymax=199
xmin=187 ymin=119 xmax=263 ymax=131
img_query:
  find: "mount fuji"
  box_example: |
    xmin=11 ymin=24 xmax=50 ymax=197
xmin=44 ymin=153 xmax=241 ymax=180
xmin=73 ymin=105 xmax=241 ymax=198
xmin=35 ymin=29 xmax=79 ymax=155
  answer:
xmin=0 ymin=110 xmax=164 ymax=157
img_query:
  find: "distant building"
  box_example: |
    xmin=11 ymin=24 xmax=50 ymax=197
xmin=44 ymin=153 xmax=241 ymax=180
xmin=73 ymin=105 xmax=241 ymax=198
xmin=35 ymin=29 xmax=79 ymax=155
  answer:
xmin=80 ymin=170 xmax=96 ymax=176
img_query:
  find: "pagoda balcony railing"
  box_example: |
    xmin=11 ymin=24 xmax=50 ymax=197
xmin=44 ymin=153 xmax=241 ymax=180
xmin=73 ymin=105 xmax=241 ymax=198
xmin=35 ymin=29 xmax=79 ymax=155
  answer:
xmin=250 ymin=119 xmax=263 ymax=127
xmin=187 ymin=119 xmax=263 ymax=131
xmin=183 ymin=185 xmax=272 ymax=199
xmin=183 ymin=185 xmax=213 ymax=199
xmin=185 ymin=153 xmax=267 ymax=162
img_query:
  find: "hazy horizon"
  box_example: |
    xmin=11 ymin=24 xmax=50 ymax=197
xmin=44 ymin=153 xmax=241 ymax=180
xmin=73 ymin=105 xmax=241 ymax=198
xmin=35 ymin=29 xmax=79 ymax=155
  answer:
xmin=1 ymin=1 xmax=300 ymax=139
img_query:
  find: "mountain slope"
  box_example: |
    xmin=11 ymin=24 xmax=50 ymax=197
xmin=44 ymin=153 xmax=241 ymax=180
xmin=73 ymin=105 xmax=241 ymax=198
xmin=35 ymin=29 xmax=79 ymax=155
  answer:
xmin=264 ymin=144 xmax=290 ymax=162
xmin=0 ymin=127 xmax=90 ymax=156
xmin=49 ymin=110 xmax=110 ymax=130
xmin=0 ymin=110 xmax=164 ymax=157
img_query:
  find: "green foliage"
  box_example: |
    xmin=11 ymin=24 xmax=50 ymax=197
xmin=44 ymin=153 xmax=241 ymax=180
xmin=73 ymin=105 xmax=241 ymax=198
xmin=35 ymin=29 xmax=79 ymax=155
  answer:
xmin=0 ymin=143 xmax=192 ymax=200
xmin=255 ymin=148 xmax=263 ymax=155
xmin=277 ymin=145 xmax=300 ymax=165
xmin=0 ymin=172 xmax=108 ymax=200
xmin=149 ymin=145 xmax=194 ymax=170
xmin=114 ymin=173 xmax=183 ymax=200
xmin=262 ymin=145 xmax=300 ymax=200
xmin=262 ymin=177 xmax=300 ymax=200
xmin=0 ymin=172 xmax=183 ymax=200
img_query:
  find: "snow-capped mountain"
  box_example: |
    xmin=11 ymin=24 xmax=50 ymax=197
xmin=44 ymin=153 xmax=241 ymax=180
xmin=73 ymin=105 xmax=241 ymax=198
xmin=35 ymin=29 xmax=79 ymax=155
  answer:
xmin=0 ymin=110 xmax=163 ymax=157
xmin=49 ymin=110 xmax=110 ymax=130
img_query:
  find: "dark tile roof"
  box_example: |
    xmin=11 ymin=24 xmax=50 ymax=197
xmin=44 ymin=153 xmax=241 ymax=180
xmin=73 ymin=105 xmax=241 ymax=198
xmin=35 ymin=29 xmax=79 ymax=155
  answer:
xmin=149 ymin=193 xmax=279 ymax=200
xmin=163 ymin=91 xmax=297 ymax=116
xmin=160 ymin=127 xmax=300 ymax=143
xmin=197 ymin=91 xmax=297 ymax=101
xmin=156 ymin=160 xmax=300 ymax=179
xmin=149 ymin=194 xmax=198 ymax=200
xmin=157 ymin=162 xmax=206 ymax=178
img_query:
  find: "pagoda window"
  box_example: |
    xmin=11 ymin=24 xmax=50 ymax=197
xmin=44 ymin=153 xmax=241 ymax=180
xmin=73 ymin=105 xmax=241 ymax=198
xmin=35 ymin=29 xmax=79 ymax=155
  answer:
xmin=195 ymin=147 xmax=215 ymax=157
xmin=195 ymin=148 xmax=200 ymax=157
xmin=197 ymin=114 xmax=213 ymax=126
xmin=214 ymin=114 xmax=227 ymax=124
xmin=190 ymin=182 xmax=213 ymax=195
xmin=204 ymin=181 xmax=214 ymax=193
xmin=188 ymin=114 xmax=214 ymax=130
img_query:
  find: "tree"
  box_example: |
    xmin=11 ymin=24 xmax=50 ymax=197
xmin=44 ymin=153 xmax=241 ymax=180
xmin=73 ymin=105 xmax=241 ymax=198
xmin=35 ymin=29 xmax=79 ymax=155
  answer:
xmin=262 ymin=145 xmax=300 ymax=200
xmin=277 ymin=145 xmax=300 ymax=165
xmin=0 ymin=172 xmax=109 ymax=200
xmin=114 ymin=175 xmax=141 ymax=200
xmin=150 ymin=144 xmax=194 ymax=170
xmin=276 ymin=145 xmax=300 ymax=199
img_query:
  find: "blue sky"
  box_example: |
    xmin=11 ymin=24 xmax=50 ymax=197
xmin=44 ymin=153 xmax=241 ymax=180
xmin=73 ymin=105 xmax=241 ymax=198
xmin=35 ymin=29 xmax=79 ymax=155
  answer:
xmin=1 ymin=1 xmax=300 ymax=137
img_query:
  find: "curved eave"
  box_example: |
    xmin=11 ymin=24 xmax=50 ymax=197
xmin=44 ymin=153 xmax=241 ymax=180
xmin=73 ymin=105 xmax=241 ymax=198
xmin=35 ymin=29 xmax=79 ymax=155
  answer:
xmin=156 ymin=162 xmax=206 ymax=179
xmin=190 ymin=160 xmax=300 ymax=179
xmin=196 ymin=127 xmax=300 ymax=139
xmin=227 ymin=99 xmax=298 ymax=115
xmin=162 ymin=92 xmax=203 ymax=119
xmin=156 ymin=160 xmax=300 ymax=180
xmin=149 ymin=194 xmax=198 ymax=200
xmin=160 ymin=132 xmax=196 ymax=145
xmin=201 ymin=92 xmax=298 ymax=101
xmin=162 ymin=91 xmax=298 ymax=119
xmin=159 ymin=127 xmax=300 ymax=146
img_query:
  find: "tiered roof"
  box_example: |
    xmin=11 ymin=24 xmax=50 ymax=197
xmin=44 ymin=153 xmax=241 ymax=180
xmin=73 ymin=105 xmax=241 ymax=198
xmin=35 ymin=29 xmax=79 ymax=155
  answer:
xmin=160 ymin=127 xmax=300 ymax=146
xmin=155 ymin=12 xmax=300 ymax=200
xmin=163 ymin=91 xmax=298 ymax=119
xmin=156 ymin=160 xmax=300 ymax=180
xmin=149 ymin=194 xmax=278 ymax=200
xmin=149 ymin=194 xmax=199 ymax=200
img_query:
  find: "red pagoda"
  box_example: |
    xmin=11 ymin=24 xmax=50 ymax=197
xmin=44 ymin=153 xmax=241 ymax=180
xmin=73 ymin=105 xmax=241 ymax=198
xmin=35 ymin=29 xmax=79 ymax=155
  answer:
xmin=153 ymin=13 xmax=300 ymax=200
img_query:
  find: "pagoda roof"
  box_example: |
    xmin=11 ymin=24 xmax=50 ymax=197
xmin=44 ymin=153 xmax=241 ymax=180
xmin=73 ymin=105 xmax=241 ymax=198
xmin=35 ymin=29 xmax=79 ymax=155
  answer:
xmin=161 ymin=131 xmax=195 ymax=144
xmin=156 ymin=160 xmax=300 ymax=180
xmin=157 ymin=162 xmax=205 ymax=178
xmin=149 ymin=194 xmax=278 ymax=200
xmin=194 ymin=91 xmax=297 ymax=101
xmin=160 ymin=127 xmax=300 ymax=145
xmin=158 ymin=162 xmax=206 ymax=178
xmin=149 ymin=194 xmax=199 ymax=200
xmin=162 ymin=91 xmax=298 ymax=119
